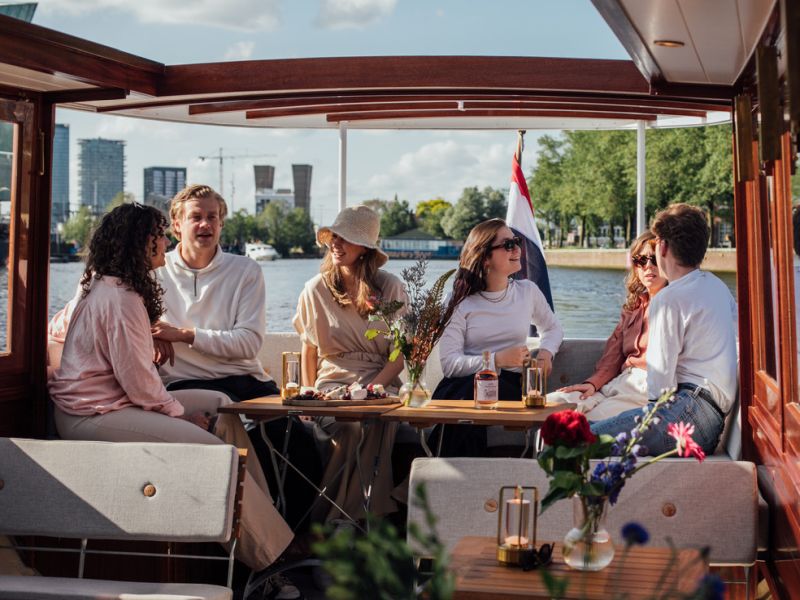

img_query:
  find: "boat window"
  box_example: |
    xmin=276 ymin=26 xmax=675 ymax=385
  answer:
xmin=0 ymin=119 xmax=12 ymax=354
xmin=764 ymin=175 xmax=779 ymax=380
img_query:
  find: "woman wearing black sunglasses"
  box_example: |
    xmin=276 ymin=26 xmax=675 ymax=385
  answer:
xmin=431 ymin=218 xmax=563 ymax=456
xmin=548 ymin=231 xmax=666 ymax=420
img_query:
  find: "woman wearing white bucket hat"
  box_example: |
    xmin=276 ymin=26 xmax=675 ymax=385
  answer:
xmin=293 ymin=205 xmax=406 ymax=522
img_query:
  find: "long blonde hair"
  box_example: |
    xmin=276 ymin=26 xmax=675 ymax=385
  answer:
xmin=320 ymin=248 xmax=384 ymax=316
xmin=623 ymin=231 xmax=657 ymax=311
xmin=443 ymin=218 xmax=508 ymax=320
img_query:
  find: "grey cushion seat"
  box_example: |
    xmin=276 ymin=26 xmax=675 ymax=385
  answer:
xmin=0 ymin=576 xmax=231 ymax=600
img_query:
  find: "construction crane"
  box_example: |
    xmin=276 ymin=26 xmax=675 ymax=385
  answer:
xmin=198 ymin=148 xmax=274 ymax=212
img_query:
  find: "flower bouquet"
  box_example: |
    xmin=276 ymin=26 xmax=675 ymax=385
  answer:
xmin=537 ymin=389 xmax=706 ymax=571
xmin=365 ymin=259 xmax=455 ymax=407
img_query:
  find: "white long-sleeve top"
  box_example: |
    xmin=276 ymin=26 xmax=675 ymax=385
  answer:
xmin=156 ymin=245 xmax=270 ymax=384
xmin=438 ymin=279 xmax=563 ymax=378
xmin=646 ymin=269 xmax=738 ymax=413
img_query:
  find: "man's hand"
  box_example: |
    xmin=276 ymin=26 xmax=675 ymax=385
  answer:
xmin=152 ymin=321 xmax=195 ymax=345
xmin=557 ymin=382 xmax=596 ymax=400
xmin=153 ymin=338 xmax=175 ymax=367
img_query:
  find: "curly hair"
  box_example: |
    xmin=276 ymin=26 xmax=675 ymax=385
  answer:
xmin=623 ymin=231 xmax=658 ymax=311
xmin=443 ymin=218 xmax=508 ymax=319
xmin=320 ymin=247 xmax=384 ymax=316
xmin=80 ymin=203 xmax=168 ymax=324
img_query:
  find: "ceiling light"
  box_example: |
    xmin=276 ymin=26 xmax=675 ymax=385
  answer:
xmin=654 ymin=40 xmax=685 ymax=48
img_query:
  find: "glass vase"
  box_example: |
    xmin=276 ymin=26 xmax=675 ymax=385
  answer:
xmin=399 ymin=362 xmax=431 ymax=408
xmin=562 ymin=496 xmax=615 ymax=571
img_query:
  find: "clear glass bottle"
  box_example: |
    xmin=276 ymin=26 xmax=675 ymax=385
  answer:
xmin=474 ymin=350 xmax=499 ymax=409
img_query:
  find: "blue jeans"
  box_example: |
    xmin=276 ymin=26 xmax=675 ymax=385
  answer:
xmin=590 ymin=387 xmax=724 ymax=456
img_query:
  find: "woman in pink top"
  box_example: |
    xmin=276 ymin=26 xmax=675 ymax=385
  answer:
xmin=548 ymin=231 xmax=667 ymax=421
xmin=48 ymin=204 xmax=294 ymax=580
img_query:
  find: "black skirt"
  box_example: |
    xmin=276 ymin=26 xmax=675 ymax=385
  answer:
xmin=429 ymin=370 xmax=522 ymax=457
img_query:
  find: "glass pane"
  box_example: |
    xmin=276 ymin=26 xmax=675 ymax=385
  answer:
xmin=0 ymin=120 xmax=12 ymax=354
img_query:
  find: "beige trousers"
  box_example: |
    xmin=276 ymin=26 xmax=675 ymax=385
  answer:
xmin=54 ymin=389 xmax=293 ymax=570
xmin=311 ymin=418 xmax=398 ymax=523
xmin=547 ymin=367 xmax=649 ymax=422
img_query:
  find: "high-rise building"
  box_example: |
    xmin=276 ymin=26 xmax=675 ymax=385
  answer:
xmin=78 ymin=138 xmax=125 ymax=215
xmin=0 ymin=3 xmax=37 ymax=22
xmin=51 ymin=123 xmax=69 ymax=227
xmin=144 ymin=166 xmax=186 ymax=213
xmin=254 ymin=165 xmax=275 ymax=190
xmin=292 ymin=164 xmax=312 ymax=212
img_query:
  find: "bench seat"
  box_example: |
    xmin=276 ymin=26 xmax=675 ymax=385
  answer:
xmin=0 ymin=576 xmax=231 ymax=600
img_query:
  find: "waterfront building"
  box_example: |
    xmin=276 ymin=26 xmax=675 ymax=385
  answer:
xmin=292 ymin=164 xmax=312 ymax=212
xmin=381 ymin=228 xmax=463 ymax=259
xmin=255 ymin=188 xmax=295 ymax=213
xmin=51 ymin=123 xmax=69 ymax=227
xmin=78 ymin=138 xmax=125 ymax=215
xmin=0 ymin=3 xmax=36 ymax=22
xmin=144 ymin=166 xmax=186 ymax=213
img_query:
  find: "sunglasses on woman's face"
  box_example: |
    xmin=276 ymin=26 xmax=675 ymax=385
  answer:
xmin=632 ymin=254 xmax=658 ymax=268
xmin=489 ymin=236 xmax=523 ymax=252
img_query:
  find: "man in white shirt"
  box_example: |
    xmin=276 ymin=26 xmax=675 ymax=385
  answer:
xmin=592 ymin=203 xmax=737 ymax=455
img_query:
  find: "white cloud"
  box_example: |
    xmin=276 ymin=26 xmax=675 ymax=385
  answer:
xmin=39 ymin=0 xmax=281 ymax=31
xmin=224 ymin=41 xmax=255 ymax=61
xmin=356 ymin=139 xmax=516 ymax=207
xmin=316 ymin=0 xmax=396 ymax=29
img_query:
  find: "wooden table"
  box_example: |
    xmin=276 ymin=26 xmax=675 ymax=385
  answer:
xmin=380 ymin=400 xmax=573 ymax=457
xmin=219 ymin=395 xmax=401 ymax=521
xmin=449 ymin=536 xmax=707 ymax=600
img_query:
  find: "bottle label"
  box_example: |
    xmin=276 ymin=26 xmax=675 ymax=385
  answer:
xmin=476 ymin=380 xmax=499 ymax=402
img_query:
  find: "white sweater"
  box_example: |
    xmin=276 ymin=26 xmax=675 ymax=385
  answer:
xmin=438 ymin=279 xmax=563 ymax=378
xmin=156 ymin=245 xmax=270 ymax=384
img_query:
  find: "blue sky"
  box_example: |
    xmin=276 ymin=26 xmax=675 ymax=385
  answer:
xmin=35 ymin=0 xmax=629 ymax=225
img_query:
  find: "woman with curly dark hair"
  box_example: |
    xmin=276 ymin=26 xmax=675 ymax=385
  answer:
xmin=48 ymin=203 xmax=294 ymax=576
xmin=548 ymin=231 xmax=666 ymax=420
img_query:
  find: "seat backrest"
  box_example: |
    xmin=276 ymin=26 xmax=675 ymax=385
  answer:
xmin=547 ymin=338 xmax=606 ymax=392
xmin=259 ymin=332 xmax=302 ymax=380
xmin=408 ymin=457 xmax=758 ymax=565
xmin=0 ymin=438 xmax=239 ymax=543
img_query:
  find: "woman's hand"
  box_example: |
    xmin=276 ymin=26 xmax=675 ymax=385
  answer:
xmin=495 ymin=346 xmax=530 ymax=369
xmin=181 ymin=411 xmax=211 ymax=430
xmin=152 ymin=338 xmax=174 ymax=367
xmin=536 ymin=349 xmax=553 ymax=376
xmin=557 ymin=382 xmax=596 ymax=400
xmin=152 ymin=321 xmax=195 ymax=345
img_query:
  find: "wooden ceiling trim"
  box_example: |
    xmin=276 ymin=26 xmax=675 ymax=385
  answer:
xmin=325 ymin=108 xmax=659 ymax=123
xmin=592 ymin=0 xmax=664 ymax=84
xmin=246 ymin=100 xmax=707 ymax=120
xmin=43 ymin=87 xmax=128 ymax=104
xmin=0 ymin=15 xmax=162 ymax=96
xmin=160 ymin=56 xmax=650 ymax=97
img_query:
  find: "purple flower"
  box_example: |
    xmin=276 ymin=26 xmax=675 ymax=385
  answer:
xmin=621 ymin=522 xmax=649 ymax=546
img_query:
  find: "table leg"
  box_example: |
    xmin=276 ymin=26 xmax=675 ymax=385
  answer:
xmin=520 ymin=428 xmax=531 ymax=458
xmin=419 ymin=427 xmax=433 ymax=458
xmin=259 ymin=421 xmax=288 ymax=516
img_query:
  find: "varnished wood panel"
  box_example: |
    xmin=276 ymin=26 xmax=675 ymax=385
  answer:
xmin=326 ymin=108 xmax=659 ymax=123
xmin=161 ymin=56 xmax=650 ymax=97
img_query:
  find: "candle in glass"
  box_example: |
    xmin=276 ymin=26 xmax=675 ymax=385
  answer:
xmin=503 ymin=487 xmax=531 ymax=548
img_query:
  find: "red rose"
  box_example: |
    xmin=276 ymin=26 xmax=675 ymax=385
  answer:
xmin=541 ymin=409 xmax=597 ymax=447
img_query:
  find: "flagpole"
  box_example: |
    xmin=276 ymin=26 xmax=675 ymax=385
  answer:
xmin=516 ymin=130 xmax=525 ymax=162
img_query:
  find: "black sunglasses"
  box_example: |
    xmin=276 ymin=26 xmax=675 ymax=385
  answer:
xmin=632 ymin=254 xmax=658 ymax=267
xmin=520 ymin=542 xmax=554 ymax=571
xmin=489 ymin=236 xmax=522 ymax=252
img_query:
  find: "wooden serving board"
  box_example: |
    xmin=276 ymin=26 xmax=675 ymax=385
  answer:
xmin=281 ymin=396 xmax=401 ymax=407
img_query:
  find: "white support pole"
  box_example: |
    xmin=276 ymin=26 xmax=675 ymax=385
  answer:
xmin=636 ymin=120 xmax=646 ymax=235
xmin=338 ymin=122 xmax=348 ymax=211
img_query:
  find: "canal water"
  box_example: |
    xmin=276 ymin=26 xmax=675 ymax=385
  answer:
xmin=27 ymin=259 xmax=738 ymax=342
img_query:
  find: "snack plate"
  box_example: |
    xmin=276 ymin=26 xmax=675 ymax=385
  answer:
xmin=281 ymin=395 xmax=401 ymax=407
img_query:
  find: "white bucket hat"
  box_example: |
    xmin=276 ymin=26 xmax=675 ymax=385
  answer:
xmin=317 ymin=205 xmax=389 ymax=267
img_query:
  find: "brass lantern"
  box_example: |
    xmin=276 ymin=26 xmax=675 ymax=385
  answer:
xmin=496 ymin=485 xmax=539 ymax=566
xmin=281 ymin=351 xmax=301 ymax=400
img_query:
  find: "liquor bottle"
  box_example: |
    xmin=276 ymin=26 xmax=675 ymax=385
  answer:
xmin=474 ymin=350 xmax=499 ymax=409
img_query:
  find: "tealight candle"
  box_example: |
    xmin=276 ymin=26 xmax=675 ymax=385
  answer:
xmin=503 ymin=491 xmax=531 ymax=549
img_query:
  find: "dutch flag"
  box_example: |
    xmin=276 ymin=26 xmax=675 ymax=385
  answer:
xmin=506 ymin=132 xmax=554 ymax=313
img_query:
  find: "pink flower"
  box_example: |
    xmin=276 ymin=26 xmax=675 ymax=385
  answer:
xmin=667 ymin=422 xmax=706 ymax=462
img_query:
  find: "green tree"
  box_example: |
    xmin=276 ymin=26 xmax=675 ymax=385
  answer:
xmin=415 ymin=198 xmax=452 ymax=238
xmin=361 ymin=198 xmax=389 ymax=215
xmin=380 ymin=198 xmax=416 ymax=238
xmin=221 ymin=209 xmax=262 ymax=253
xmin=483 ymin=186 xmax=507 ymax=220
xmin=441 ymin=186 xmax=485 ymax=240
xmin=282 ymin=208 xmax=317 ymax=254
xmin=105 ymin=191 xmax=136 ymax=213
xmin=62 ymin=205 xmax=96 ymax=249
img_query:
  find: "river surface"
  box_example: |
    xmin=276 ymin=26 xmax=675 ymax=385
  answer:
xmin=15 ymin=259 xmax=736 ymax=341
